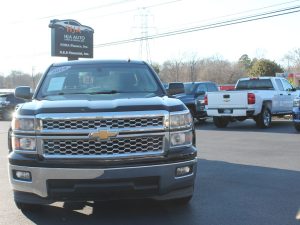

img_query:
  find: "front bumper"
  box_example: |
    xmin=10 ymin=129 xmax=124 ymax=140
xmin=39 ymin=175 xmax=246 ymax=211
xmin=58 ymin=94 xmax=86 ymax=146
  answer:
xmin=9 ymin=159 xmax=197 ymax=204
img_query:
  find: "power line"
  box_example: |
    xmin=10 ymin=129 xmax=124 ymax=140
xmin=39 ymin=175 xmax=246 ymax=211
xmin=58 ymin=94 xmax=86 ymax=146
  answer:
xmin=36 ymin=0 xmax=137 ymax=19
xmin=86 ymin=0 xmax=183 ymax=20
xmin=8 ymin=0 xmax=183 ymax=25
xmin=8 ymin=0 xmax=137 ymax=24
xmin=159 ymin=0 xmax=300 ymax=32
xmin=94 ymin=5 xmax=300 ymax=48
xmin=4 ymin=1 xmax=300 ymax=58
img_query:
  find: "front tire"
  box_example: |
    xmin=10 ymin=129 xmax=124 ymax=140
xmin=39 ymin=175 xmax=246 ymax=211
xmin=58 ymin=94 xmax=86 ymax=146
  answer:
xmin=256 ymin=107 xmax=272 ymax=128
xmin=213 ymin=117 xmax=229 ymax=128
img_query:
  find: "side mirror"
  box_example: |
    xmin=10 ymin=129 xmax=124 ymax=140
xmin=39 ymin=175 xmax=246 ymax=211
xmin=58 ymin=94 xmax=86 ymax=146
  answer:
xmin=15 ymin=86 xmax=33 ymax=100
xmin=195 ymin=91 xmax=205 ymax=96
xmin=167 ymin=82 xmax=184 ymax=96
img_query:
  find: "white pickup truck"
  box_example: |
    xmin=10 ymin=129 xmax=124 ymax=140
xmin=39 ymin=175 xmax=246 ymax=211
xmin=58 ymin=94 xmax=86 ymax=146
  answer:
xmin=205 ymin=77 xmax=300 ymax=128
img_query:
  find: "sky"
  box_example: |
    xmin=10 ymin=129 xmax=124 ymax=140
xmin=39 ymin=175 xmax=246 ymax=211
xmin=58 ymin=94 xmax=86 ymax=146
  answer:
xmin=0 ymin=0 xmax=300 ymax=75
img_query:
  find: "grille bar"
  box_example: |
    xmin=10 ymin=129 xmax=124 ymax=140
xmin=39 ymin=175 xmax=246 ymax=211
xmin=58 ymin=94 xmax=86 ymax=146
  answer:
xmin=42 ymin=117 xmax=164 ymax=130
xmin=43 ymin=136 xmax=164 ymax=158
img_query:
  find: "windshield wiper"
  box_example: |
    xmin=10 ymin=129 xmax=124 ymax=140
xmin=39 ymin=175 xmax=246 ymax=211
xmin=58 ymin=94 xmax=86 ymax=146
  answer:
xmin=42 ymin=92 xmax=87 ymax=97
xmin=88 ymin=90 xmax=119 ymax=95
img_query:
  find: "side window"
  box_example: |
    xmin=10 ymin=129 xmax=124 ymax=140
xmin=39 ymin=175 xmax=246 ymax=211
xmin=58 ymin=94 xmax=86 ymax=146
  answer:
xmin=196 ymin=84 xmax=207 ymax=93
xmin=69 ymin=22 xmax=78 ymax=26
xmin=275 ymin=79 xmax=284 ymax=91
xmin=281 ymin=79 xmax=293 ymax=91
xmin=207 ymin=83 xmax=218 ymax=92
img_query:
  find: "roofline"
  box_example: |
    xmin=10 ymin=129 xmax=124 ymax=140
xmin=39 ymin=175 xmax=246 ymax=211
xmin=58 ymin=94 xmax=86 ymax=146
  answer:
xmin=238 ymin=76 xmax=280 ymax=81
xmin=52 ymin=59 xmax=147 ymax=67
xmin=183 ymin=81 xmax=216 ymax=84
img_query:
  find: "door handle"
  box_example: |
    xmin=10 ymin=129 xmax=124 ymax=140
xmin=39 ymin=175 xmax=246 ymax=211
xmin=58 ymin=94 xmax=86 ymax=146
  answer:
xmin=288 ymin=94 xmax=291 ymax=96
xmin=280 ymin=94 xmax=283 ymax=96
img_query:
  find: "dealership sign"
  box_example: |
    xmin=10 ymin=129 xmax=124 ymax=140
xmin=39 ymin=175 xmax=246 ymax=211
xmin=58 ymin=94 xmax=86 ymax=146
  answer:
xmin=49 ymin=19 xmax=94 ymax=59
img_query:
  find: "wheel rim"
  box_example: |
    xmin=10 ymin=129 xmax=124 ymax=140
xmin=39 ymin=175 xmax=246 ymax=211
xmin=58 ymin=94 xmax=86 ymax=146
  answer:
xmin=263 ymin=110 xmax=271 ymax=126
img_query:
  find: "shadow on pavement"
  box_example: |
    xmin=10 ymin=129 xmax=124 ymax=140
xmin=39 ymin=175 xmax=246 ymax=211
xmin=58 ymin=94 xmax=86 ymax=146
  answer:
xmin=22 ymin=159 xmax=300 ymax=225
xmin=195 ymin=118 xmax=297 ymax=134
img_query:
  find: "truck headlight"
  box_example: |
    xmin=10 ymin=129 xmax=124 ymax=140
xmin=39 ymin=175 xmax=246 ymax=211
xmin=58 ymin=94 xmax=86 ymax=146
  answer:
xmin=293 ymin=98 xmax=300 ymax=107
xmin=13 ymin=137 xmax=36 ymax=151
xmin=169 ymin=111 xmax=193 ymax=130
xmin=12 ymin=118 xmax=35 ymax=131
xmin=170 ymin=131 xmax=193 ymax=147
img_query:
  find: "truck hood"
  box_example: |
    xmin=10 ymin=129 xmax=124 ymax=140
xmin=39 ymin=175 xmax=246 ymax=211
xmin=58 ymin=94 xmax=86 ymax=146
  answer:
xmin=18 ymin=96 xmax=186 ymax=115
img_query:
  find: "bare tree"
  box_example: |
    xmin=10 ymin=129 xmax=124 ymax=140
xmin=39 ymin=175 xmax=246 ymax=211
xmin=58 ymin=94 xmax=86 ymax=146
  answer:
xmin=3 ymin=71 xmax=33 ymax=89
xmin=0 ymin=75 xmax=5 ymax=88
xmin=160 ymin=57 xmax=184 ymax=82
xmin=282 ymin=48 xmax=300 ymax=72
xmin=184 ymin=52 xmax=199 ymax=82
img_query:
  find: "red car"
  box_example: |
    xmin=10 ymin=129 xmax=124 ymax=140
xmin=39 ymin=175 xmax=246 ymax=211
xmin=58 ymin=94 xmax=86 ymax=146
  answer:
xmin=219 ymin=84 xmax=235 ymax=91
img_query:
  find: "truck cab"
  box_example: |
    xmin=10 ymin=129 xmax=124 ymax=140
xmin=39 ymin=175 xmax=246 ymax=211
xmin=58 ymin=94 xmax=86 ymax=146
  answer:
xmin=8 ymin=60 xmax=198 ymax=210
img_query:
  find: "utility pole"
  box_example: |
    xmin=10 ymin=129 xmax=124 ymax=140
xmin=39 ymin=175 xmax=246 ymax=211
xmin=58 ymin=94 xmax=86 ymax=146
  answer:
xmin=31 ymin=66 xmax=36 ymax=90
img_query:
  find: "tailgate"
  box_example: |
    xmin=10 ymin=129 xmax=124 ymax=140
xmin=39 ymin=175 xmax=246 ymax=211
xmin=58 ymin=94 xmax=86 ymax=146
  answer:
xmin=207 ymin=91 xmax=248 ymax=108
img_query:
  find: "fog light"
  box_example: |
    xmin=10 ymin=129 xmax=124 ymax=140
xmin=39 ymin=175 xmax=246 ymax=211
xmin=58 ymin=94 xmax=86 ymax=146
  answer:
xmin=176 ymin=166 xmax=192 ymax=177
xmin=14 ymin=170 xmax=32 ymax=181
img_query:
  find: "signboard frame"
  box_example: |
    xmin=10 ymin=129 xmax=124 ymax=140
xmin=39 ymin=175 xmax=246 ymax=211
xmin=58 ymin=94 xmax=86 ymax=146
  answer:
xmin=49 ymin=19 xmax=94 ymax=60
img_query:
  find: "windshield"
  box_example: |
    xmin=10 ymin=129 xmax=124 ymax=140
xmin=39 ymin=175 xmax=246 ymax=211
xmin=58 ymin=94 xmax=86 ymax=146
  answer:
xmin=36 ymin=63 xmax=163 ymax=99
xmin=236 ymin=79 xmax=274 ymax=90
xmin=184 ymin=83 xmax=196 ymax=94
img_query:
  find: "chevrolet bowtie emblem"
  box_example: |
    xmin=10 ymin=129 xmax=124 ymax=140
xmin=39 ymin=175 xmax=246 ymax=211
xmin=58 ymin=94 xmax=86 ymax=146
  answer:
xmin=89 ymin=129 xmax=119 ymax=141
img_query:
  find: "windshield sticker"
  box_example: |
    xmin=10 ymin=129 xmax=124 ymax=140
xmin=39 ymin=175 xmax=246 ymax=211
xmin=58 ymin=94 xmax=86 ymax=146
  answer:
xmin=47 ymin=77 xmax=65 ymax=92
xmin=48 ymin=66 xmax=71 ymax=75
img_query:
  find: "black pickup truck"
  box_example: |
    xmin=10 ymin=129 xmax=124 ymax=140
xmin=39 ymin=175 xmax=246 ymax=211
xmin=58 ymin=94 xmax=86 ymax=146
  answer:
xmin=175 ymin=81 xmax=219 ymax=121
xmin=8 ymin=60 xmax=198 ymax=210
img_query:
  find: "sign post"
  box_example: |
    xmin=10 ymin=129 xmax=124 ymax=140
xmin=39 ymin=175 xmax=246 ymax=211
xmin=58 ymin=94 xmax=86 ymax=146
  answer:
xmin=49 ymin=19 xmax=94 ymax=61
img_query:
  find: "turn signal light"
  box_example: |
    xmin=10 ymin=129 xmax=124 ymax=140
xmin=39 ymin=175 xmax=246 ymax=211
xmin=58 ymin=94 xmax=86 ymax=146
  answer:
xmin=204 ymin=95 xmax=208 ymax=105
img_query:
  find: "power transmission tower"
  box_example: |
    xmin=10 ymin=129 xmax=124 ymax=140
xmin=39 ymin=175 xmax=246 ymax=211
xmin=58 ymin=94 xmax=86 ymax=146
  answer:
xmin=133 ymin=8 xmax=155 ymax=63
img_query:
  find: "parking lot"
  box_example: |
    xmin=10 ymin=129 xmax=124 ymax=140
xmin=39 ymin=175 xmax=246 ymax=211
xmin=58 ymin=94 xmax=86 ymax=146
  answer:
xmin=0 ymin=119 xmax=299 ymax=225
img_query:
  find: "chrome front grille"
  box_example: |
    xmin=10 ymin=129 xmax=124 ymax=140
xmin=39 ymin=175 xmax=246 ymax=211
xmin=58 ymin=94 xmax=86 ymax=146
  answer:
xmin=43 ymin=136 xmax=164 ymax=157
xmin=42 ymin=117 xmax=164 ymax=130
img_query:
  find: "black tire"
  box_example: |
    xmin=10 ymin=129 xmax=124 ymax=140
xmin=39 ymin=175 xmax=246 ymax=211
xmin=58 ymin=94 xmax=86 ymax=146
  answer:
xmin=213 ymin=117 xmax=229 ymax=128
xmin=188 ymin=106 xmax=196 ymax=119
xmin=15 ymin=201 xmax=42 ymax=211
xmin=294 ymin=123 xmax=300 ymax=132
xmin=256 ymin=107 xmax=272 ymax=128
